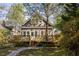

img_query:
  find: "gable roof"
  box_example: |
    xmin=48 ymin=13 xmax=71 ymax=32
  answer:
xmin=22 ymin=11 xmax=53 ymax=27
xmin=2 ymin=20 xmax=20 ymax=30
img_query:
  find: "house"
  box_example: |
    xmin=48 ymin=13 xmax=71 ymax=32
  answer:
xmin=2 ymin=11 xmax=61 ymax=42
xmin=21 ymin=11 xmax=53 ymax=41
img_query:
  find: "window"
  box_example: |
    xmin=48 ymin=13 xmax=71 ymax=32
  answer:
xmin=41 ymin=31 xmax=44 ymax=35
xmin=31 ymin=32 xmax=34 ymax=36
xmin=48 ymin=30 xmax=51 ymax=35
xmin=35 ymin=31 xmax=37 ymax=37
xmin=27 ymin=31 xmax=30 ymax=35
xmin=55 ymin=30 xmax=57 ymax=32
xmin=23 ymin=31 xmax=26 ymax=36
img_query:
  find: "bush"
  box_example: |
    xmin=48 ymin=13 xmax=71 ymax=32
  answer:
xmin=37 ymin=42 xmax=55 ymax=47
xmin=14 ymin=42 xmax=29 ymax=47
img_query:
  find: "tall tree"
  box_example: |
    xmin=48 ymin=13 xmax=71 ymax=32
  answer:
xmin=7 ymin=4 xmax=25 ymax=24
xmin=42 ymin=3 xmax=61 ymax=41
xmin=23 ymin=3 xmax=61 ymax=41
xmin=55 ymin=3 xmax=79 ymax=55
xmin=42 ymin=4 xmax=50 ymax=41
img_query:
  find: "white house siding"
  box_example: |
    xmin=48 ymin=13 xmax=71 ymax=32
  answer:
xmin=21 ymin=29 xmax=53 ymax=36
xmin=11 ymin=28 xmax=21 ymax=35
xmin=21 ymin=29 xmax=44 ymax=36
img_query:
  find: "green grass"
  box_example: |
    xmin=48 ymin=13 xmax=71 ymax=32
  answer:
xmin=0 ymin=47 xmax=17 ymax=56
xmin=0 ymin=47 xmax=69 ymax=56
xmin=52 ymin=49 xmax=68 ymax=56
xmin=17 ymin=47 xmax=68 ymax=56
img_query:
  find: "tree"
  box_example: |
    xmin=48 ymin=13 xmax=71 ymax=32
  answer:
xmin=7 ymin=4 xmax=25 ymax=24
xmin=0 ymin=6 xmax=5 ymax=10
xmin=40 ymin=3 xmax=60 ymax=41
xmin=23 ymin=3 xmax=62 ymax=42
xmin=55 ymin=3 xmax=79 ymax=55
xmin=0 ymin=28 xmax=10 ymax=48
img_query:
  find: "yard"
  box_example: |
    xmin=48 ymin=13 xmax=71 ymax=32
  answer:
xmin=0 ymin=47 xmax=68 ymax=56
xmin=0 ymin=47 xmax=18 ymax=56
xmin=16 ymin=47 xmax=68 ymax=56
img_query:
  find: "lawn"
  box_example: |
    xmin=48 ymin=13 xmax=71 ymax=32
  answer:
xmin=0 ymin=47 xmax=69 ymax=56
xmin=0 ymin=47 xmax=18 ymax=56
xmin=17 ymin=47 xmax=68 ymax=56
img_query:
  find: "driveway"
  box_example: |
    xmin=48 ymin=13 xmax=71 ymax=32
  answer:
xmin=7 ymin=47 xmax=43 ymax=56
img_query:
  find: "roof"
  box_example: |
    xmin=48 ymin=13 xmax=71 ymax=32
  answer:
xmin=2 ymin=20 xmax=20 ymax=30
xmin=22 ymin=11 xmax=53 ymax=27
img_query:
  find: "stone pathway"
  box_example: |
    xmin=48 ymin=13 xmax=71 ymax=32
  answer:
xmin=7 ymin=47 xmax=43 ymax=56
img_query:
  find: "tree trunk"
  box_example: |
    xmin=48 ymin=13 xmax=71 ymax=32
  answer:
xmin=45 ymin=17 xmax=48 ymax=41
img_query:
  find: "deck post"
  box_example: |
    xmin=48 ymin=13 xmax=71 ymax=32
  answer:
xmin=29 ymin=35 xmax=31 ymax=46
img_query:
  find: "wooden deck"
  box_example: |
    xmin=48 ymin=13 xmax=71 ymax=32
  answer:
xmin=9 ymin=35 xmax=54 ymax=47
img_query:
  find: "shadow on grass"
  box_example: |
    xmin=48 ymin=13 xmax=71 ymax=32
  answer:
xmin=17 ymin=47 xmax=68 ymax=56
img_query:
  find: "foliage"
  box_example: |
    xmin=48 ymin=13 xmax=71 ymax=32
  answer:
xmin=7 ymin=4 xmax=25 ymax=24
xmin=55 ymin=3 xmax=79 ymax=55
xmin=9 ymin=35 xmax=22 ymax=43
xmin=42 ymin=4 xmax=58 ymax=41
xmin=0 ymin=28 xmax=11 ymax=48
xmin=0 ymin=29 xmax=9 ymax=42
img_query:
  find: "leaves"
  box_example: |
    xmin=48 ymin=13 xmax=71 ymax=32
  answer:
xmin=55 ymin=3 xmax=79 ymax=55
xmin=0 ymin=29 xmax=9 ymax=44
xmin=7 ymin=4 xmax=25 ymax=25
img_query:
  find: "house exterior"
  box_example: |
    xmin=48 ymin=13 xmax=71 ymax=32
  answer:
xmin=2 ymin=11 xmax=61 ymax=42
xmin=21 ymin=12 xmax=53 ymax=41
xmin=1 ymin=12 xmax=53 ymax=42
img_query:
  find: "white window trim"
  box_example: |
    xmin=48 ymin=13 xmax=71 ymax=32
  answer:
xmin=26 ymin=30 xmax=30 ymax=36
xmin=40 ymin=30 xmax=45 ymax=36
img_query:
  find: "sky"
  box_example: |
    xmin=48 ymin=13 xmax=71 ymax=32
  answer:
xmin=0 ymin=3 xmax=46 ymax=20
xmin=0 ymin=3 xmax=13 ymax=20
xmin=0 ymin=3 xmax=59 ymax=24
xmin=0 ymin=3 xmax=12 ymax=8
